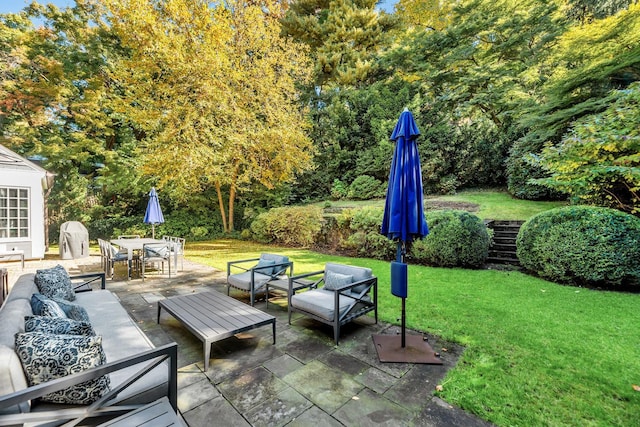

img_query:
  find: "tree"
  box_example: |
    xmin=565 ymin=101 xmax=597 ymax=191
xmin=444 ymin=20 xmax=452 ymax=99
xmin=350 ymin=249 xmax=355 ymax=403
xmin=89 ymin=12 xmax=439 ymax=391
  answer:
xmin=511 ymin=1 xmax=640 ymax=199
xmin=281 ymin=0 xmax=396 ymax=89
xmin=103 ymin=0 xmax=314 ymax=232
xmin=0 ymin=1 xmax=145 ymax=224
xmin=395 ymin=0 xmax=456 ymax=30
xmin=534 ymin=83 xmax=640 ymax=214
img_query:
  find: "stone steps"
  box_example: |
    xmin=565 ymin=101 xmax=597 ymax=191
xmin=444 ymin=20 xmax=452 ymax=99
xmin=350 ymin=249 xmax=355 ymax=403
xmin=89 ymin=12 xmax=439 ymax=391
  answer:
xmin=485 ymin=220 xmax=524 ymax=265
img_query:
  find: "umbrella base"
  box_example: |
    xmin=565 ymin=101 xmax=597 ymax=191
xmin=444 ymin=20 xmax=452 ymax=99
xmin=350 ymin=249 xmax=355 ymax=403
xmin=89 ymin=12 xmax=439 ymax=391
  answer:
xmin=372 ymin=334 xmax=443 ymax=364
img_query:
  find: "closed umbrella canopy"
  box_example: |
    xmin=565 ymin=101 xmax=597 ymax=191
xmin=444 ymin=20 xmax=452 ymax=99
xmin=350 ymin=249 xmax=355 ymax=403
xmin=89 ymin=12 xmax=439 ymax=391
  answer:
xmin=144 ymin=187 xmax=164 ymax=238
xmin=374 ymin=109 xmax=440 ymax=364
xmin=381 ymin=108 xmax=429 ymax=247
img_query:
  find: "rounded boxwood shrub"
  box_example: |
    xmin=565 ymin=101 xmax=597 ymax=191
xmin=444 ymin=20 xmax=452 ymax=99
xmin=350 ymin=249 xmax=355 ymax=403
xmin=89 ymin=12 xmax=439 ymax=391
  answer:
xmin=410 ymin=210 xmax=490 ymax=268
xmin=517 ymin=206 xmax=640 ymax=288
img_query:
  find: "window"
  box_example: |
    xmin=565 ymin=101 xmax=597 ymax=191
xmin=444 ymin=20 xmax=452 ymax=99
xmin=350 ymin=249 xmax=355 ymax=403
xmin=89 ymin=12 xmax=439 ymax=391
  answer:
xmin=0 ymin=187 xmax=29 ymax=239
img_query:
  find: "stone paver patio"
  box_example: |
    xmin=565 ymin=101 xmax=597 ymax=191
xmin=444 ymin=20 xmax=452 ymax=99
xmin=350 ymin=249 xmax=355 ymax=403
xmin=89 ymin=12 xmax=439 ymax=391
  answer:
xmin=2 ymin=254 xmax=493 ymax=427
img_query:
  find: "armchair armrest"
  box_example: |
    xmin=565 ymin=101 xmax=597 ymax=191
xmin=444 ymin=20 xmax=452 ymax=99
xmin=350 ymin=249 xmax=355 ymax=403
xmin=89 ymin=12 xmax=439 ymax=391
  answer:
xmin=288 ymin=270 xmax=325 ymax=292
xmin=226 ymin=257 xmax=260 ymax=276
xmin=70 ymin=272 xmax=106 ymax=292
xmin=0 ymin=342 xmax=178 ymax=426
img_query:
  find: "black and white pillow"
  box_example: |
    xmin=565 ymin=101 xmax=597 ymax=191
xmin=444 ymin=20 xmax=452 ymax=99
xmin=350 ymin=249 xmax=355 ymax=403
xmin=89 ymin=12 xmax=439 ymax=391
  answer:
xmin=52 ymin=298 xmax=91 ymax=323
xmin=15 ymin=332 xmax=110 ymax=405
xmin=24 ymin=315 xmax=95 ymax=336
xmin=34 ymin=265 xmax=76 ymax=301
xmin=31 ymin=293 xmax=67 ymax=318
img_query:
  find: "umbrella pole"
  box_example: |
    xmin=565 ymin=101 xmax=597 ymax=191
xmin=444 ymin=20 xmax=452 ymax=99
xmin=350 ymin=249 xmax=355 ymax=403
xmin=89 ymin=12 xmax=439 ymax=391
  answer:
xmin=152 ymin=224 xmax=155 ymax=239
xmin=397 ymin=242 xmax=407 ymax=348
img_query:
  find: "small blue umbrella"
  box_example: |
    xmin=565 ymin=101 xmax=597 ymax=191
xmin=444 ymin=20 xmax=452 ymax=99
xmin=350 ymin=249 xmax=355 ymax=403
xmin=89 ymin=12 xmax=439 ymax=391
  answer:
xmin=377 ymin=109 xmax=434 ymax=359
xmin=144 ymin=187 xmax=164 ymax=239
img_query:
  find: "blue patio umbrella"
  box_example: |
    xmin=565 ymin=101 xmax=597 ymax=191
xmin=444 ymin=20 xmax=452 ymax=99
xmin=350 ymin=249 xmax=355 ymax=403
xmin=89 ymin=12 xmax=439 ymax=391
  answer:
xmin=374 ymin=109 xmax=440 ymax=364
xmin=144 ymin=187 xmax=164 ymax=239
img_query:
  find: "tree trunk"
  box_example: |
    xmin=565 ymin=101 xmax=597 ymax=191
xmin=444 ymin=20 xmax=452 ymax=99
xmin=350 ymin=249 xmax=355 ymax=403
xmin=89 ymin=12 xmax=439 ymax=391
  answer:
xmin=215 ymin=182 xmax=228 ymax=233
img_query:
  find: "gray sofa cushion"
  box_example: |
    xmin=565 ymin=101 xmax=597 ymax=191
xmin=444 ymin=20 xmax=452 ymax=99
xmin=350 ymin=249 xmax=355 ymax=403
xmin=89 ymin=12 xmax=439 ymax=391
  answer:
xmin=0 ymin=345 xmax=30 ymax=414
xmin=74 ymin=290 xmax=166 ymax=403
xmin=0 ymin=299 xmax=32 ymax=347
xmin=3 ymin=274 xmax=38 ymax=304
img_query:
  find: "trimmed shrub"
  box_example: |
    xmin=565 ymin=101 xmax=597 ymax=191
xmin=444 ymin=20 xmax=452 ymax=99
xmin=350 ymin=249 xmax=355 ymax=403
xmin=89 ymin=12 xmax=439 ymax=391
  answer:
xmin=410 ymin=210 xmax=490 ymax=268
xmin=517 ymin=206 xmax=640 ymax=288
xmin=347 ymin=175 xmax=386 ymax=200
xmin=341 ymin=207 xmax=396 ymax=260
xmin=330 ymin=179 xmax=348 ymax=200
xmin=85 ymin=210 xmax=223 ymax=242
xmin=250 ymin=205 xmax=323 ymax=247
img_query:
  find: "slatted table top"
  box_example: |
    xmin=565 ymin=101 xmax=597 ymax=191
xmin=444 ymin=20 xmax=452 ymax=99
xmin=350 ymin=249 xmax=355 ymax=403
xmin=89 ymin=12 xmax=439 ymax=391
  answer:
xmin=97 ymin=397 xmax=185 ymax=426
xmin=158 ymin=291 xmax=275 ymax=370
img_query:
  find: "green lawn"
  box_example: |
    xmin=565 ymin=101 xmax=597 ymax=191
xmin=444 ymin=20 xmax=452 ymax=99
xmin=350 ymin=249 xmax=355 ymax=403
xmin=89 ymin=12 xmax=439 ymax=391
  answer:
xmin=317 ymin=187 xmax=566 ymax=221
xmin=187 ymin=239 xmax=640 ymax=426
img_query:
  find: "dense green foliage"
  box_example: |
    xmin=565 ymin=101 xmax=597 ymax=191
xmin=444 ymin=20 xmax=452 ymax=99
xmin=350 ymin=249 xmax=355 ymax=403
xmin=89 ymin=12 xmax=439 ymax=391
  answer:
xmin=250 ymin=205 xmax=324 ymax=247
xmin=340 ymin=207 xmax=396 ymax=259
xmin=410 ymin=210 xmax=489 ymax=268
xmin=2 ymin=0 xmax=640 ymax=238
xmin=517 ymin=206 xmax=640 ymax=287
xmin=535 ymin=83 xmax=640 ymax=214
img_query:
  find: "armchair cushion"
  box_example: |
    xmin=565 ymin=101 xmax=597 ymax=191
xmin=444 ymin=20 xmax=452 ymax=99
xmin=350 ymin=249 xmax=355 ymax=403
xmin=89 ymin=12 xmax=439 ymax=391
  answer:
xmin=258 ymin=253 xmax=290 ymax=276
xmin=227 ymin=271 xmax=272 ymax=291
xmin=290 ymin=289 xmax=355 ymax=321
xmin=325 ymin=263 xmax=373 ymax=294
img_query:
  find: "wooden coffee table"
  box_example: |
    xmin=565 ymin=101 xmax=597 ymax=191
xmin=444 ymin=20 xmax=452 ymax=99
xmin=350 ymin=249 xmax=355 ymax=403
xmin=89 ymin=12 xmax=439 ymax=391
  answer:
xmin=157 ymin=291 xmax=275 ymax=370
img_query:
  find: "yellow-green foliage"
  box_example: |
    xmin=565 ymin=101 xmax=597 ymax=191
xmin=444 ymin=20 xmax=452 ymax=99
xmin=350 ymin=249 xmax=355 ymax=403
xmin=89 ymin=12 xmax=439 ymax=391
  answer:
xmin=250 ymin=206 xmax=323 ymax=247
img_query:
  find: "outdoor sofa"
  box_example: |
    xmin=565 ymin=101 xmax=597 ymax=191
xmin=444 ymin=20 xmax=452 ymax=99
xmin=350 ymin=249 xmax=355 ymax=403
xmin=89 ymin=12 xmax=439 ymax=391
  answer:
xmin=0 ymin=269 xmax=178 ymax=426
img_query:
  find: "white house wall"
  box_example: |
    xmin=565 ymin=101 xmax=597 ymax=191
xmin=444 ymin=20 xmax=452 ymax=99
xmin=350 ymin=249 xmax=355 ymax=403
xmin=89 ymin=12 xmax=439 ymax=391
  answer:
xmin=0 ymin=167 xmax=46 ymax=259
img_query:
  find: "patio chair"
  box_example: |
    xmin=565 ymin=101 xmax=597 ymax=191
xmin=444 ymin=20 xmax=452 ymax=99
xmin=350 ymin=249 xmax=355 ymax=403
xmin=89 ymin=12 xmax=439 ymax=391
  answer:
xmin=100 ymin=238 xmax=139 ymax=279
xmin=288 ymin=262 xmax=377 ymax=345
xmin=141 ymin=242 xmax=172 ymax=281
xmin=227 ymin=253 xmax=292 ymax=306
xmin=163 ymin=236 xmax=186 ymax=271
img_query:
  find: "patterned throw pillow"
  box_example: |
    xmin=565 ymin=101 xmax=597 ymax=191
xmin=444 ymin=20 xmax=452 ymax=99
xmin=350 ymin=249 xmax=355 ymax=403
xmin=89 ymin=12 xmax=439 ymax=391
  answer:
xmin=24 ymin=316 xmax=95 ymax=336
xmin=31 ymin=294 xmax=67 ymax=318
xmin=34 ymin=264 xmax=76 ymax=301
xmin=52 ymin=298 xmax=91 ymax=323
xmin=324 ymin=270 xmax=354 ymax=291
xmin=15 ymin=332 xmax=110 ymax=405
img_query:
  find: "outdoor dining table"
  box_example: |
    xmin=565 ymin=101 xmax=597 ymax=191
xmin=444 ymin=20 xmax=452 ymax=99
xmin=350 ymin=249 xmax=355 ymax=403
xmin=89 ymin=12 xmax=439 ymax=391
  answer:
xmin=110 ymin=238 xmax=178 ymax=279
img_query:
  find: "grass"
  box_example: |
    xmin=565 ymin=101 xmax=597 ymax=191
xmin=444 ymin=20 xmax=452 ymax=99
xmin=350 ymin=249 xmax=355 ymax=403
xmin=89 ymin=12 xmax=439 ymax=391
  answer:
xmin=187 ymin=239 xmax=640 ymax=426
xmin=430 ymin=188 xmax=568 ymax=220
xmin=317 ymin=187 xmax=567 ymax=221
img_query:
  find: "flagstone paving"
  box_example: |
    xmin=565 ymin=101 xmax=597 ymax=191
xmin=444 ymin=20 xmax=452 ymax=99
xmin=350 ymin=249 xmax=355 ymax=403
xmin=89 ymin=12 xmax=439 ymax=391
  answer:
xmin=3 ymin=254 xmax=494 ymax=426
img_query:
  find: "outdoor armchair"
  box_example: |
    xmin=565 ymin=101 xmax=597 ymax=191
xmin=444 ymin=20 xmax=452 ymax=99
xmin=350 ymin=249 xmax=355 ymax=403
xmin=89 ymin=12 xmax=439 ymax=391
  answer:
xmin=227 ymin=253 xmax=292 ymax=306
xmin=288 ymin=262 xmax=377 ymax=345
